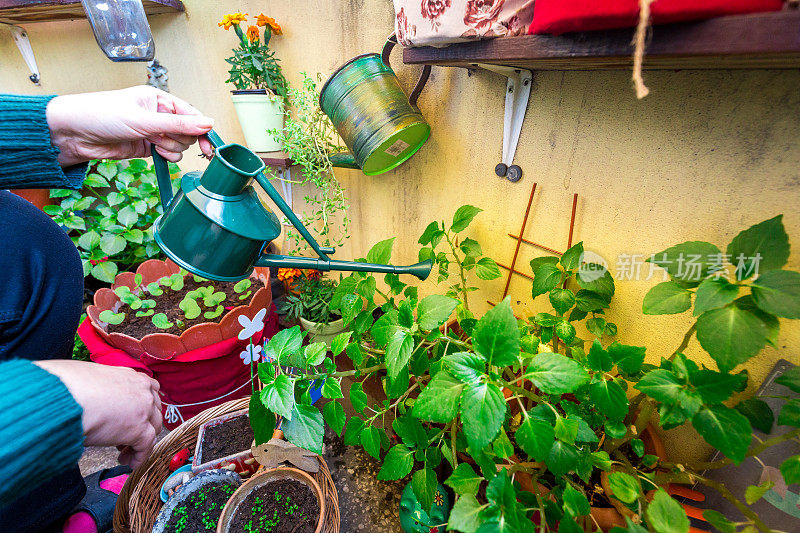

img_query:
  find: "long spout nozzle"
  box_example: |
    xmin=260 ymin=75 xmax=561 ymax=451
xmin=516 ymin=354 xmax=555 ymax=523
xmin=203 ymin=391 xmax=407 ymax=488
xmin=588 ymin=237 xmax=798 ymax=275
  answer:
xmin=255 ymin=255 xmax=433 ymax=281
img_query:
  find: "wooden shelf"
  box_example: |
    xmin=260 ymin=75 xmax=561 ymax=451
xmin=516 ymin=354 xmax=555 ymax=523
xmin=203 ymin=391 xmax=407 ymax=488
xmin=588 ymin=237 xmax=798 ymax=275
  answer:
xmin=403 ymin=10 xmax=800 ymax=71
xmin=0 ymin=0 xmax=184 ymax=24
xmin=258 ymin=151 xmax=294 ymax=168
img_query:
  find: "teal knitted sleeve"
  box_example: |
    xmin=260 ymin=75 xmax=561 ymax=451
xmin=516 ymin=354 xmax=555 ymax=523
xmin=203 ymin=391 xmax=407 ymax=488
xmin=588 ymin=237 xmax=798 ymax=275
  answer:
xmin=0 ymin=94 xmax=86 ymax=190
xmin=0 ymin=359 xmax=84 ymax=507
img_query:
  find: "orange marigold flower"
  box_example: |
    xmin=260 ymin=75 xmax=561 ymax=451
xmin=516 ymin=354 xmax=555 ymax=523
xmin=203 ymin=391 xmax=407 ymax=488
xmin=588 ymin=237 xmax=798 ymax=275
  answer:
xmin=277 ymin=267 xmax=302 ymax=282
xmin=218 ymin=12 xmax=247 ymax=30
xmin=246 ymin=25 xmax=259 ymax=42
xmin=305 ymin=269 xmax=322 ymax=280
xmin=256 ymin=13 xmax=282 ymax=35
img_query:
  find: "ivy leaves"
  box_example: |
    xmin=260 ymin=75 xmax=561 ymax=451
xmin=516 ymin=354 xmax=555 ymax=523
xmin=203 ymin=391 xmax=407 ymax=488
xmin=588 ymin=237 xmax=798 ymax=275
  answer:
xmin=643 ymin=216 xmax=799 ymax=374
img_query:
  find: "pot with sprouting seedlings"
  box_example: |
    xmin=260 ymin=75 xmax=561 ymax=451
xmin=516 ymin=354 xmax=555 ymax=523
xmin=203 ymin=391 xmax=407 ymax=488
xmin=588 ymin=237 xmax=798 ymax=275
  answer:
xmin=79 ymin=258 xmax=278 ymax=428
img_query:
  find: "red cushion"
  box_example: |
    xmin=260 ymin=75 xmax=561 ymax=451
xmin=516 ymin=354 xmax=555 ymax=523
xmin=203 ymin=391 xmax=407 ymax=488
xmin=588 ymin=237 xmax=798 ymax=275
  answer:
xmin=529 ymin=0 xmax=784 ymax=35
xmin=78 ymin=304 xmax=280 ymax=429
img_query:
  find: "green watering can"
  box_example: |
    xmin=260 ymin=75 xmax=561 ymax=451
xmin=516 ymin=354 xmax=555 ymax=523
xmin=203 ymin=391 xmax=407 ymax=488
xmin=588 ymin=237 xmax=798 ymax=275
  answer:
xmin=151 ymin=130 xmax=432 ymax=282
xmin=320 ymin=34 xmax=431 ymax=175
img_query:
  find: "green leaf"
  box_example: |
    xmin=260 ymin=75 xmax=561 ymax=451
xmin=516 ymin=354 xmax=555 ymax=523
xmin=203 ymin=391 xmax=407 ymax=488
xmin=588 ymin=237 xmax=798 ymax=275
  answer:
xmin=533 ymin=263 xmax=562 ymax=297
xmin=702 ymin=510 xmax=736 ymax=533
xmin=692 ymin=405 xmax=751 ymax=464
xmin=412 ymin=466 xmax=438 ymax=511
xmin=608 ymin=472 xmax=640 ymax=504
xmin=460 ymin=237 xmax=482 ymax=257
xmin=472 ymin=297 xmax=520 ymax=367
xmin=562 ymin=484 xmax=590 ymax=517
xmin=549 ymin=288 xmax=576 ymax=315
xmin=282 ymin=404 xmax=323 ymax=454
xmin=779 ymin=399 xmax=800 ymax=427
xmin=106 ymin=191 xmax=125 ymax=207
xmin=249 ymin=392 xmax=276 ymax=446
xmin=560 ymin=242 xmax=584 ymax=271
xmin=418 ymin=221 xmax=439 ymax=245
xmin=360 ymin=425 xmax=381 ymax=459
xmin=117 ymin=205 xmax=138 ymax=227
xmin=260 ymin=374 xmax=295 ymax=421
xmin=179 ymin=298 xmax=201 ymax=320
xmin=780 ymin=454 xmax=800 ymax=484
xmin=78 ymin=230 xmax=101 ymax=251
xmin=546 ymin=440 xmax=579 ymax=477
xmin=330 ymin=331 xmax=352 ymax=357
xmin=516 ymin=416 xmax=554 ymax=462
xmin=303 ymin=342 xmax=327 ymax=367
xmin=525 ymin=353 xmax=590 ymax=395
xmin=417 ymin=295 xmax=458 ymax=330
xmin=371 ymin=309 xmax=401 ymax=348
xmin=151 ymin=313 xmax=172 ymax=329
xmin=386 ymin=330 xmax=414 ymax=380
xmin=475 ymin=257 xmax=501 ymax=280
xmin=745 ymin=479 xmax=774 ymax=505
xmin=590 ymin=379 xmax=629 ymax=421
xmin=777 ymin=367 xmax=800 ymax=393
xmin=642 ymin=281 xmax=692 ymax=315
xmin=493 ymin=428 xmax=514 ymax=459
xmin=734 ymin=398 xmax=774 ymax=434
xmin=575 ymin=289 xmax=609 ymax=312
xmin=366 ymin=237 xmax=394 ymax=264
xmin=696 ymin=304 xmax=769 ymax=372
xmin=530 ymin=256 xmax=559 ymax=274
xmin=91 ymin=262 xmax=118 ymax=283
xmin=443 ymin=352 xmax=486 ymax=384
xmin=378 ymin=444 xmax=414 ymax=480
xmin=446 ymin=463 xmax=483 ymax=496
xmin=694 ymin=278 xmax=739 ymax=316
xmin=590 ymin=451 xmax=613 ymax=471
xmin=554 ymin=416 xmax=579 ymax=445
xmin=554 ymin=320 xmax=575 ymax=344
xmin=576 ymin=265 xmax=615 ymax=300
xmin=648 ymin=241 xmax=721 ymax=286
xmin=727 ymin=215 xmax=789 ymax=278
xmin=646 ymin=489 xmax=689 ymax=533
xmin=751 ymin=270 xmax=800 ymax=319
xmin=349 ymin=382 xmax=368 ymax=414
xmin=264 ymin=326 xmax=303 ymax=365
xmin=451 ymin=205 xmax=482 ymax=232
xmin=233 ymin=278 xmax=252 ymax=293
xmin=413 ymin=371 xmax=464 ymax=423
xmin=322 ymin=377 xmax=343 ymax=399
xmin=99 ymin=310 xmax=125 ymax=325
xmin=587 ymin=339 xmax=612 ymax=372
xmin=608 ymin=342 xmax=646 ymax=375
xmin=448 ymin=494 xmax=482 ymax=533
xmin=322 ymin=400 xmax=345 ymax=436
xmin=203 ymin=305 xmax=224 ymax=320
xmin=460 ymin=381 xmax=506 ymax=450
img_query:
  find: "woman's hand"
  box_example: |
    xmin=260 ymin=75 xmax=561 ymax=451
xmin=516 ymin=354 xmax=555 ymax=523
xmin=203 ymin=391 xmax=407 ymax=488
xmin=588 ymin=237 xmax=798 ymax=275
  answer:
xmin=46 ymin=85 xmax=215 ymax=166
xmin=34 ymin=359 xmax=162 ymax=469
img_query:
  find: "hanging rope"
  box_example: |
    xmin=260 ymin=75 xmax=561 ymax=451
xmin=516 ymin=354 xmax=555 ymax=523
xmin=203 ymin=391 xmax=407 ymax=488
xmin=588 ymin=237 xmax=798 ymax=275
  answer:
xmin=162 ymin=375 xmax=256 ymax=425
xmin=632 ymin=0 xmax=655 ymax=99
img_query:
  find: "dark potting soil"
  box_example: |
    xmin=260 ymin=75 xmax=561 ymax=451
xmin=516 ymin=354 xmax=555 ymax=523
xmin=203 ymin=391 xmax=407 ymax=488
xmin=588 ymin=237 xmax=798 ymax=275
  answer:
xmin=106 ymin=276 xmax=264 ymax=337
xmin=230 ymin=478 xmax=320 ymax=533
xmin=201 ymin=414 xmax=255 ymax=464
xmin=162 ymin=481 xmax=238 ymax=533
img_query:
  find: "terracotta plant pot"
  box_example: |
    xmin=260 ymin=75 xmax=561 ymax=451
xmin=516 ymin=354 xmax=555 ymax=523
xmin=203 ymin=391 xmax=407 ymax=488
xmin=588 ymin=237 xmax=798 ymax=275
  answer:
xmin=299 ymin=316 xmax=347 ymax=348
xmin=193 ymin=408 xmax=260 ymax=478
xmin=85 ymin=258 xmax=271 ymax=359
xmin=10 ymin=188 xmax=54 ymax=211
xmin=217 ymin=467 xmax=326 ymax=533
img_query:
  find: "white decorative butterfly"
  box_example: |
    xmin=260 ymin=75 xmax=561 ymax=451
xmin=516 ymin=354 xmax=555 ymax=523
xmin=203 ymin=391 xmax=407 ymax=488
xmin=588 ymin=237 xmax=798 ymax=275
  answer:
xmin=238 ymin=308 xmax=267 ymax=340
xmin=239 ymin=344 xmax=263 ymax=365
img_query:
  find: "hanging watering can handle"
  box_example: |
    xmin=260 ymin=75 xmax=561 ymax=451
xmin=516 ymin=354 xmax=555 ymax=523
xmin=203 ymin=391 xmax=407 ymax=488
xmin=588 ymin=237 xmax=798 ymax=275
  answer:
xmin=381 ymin=33 xmax=431 ymax=108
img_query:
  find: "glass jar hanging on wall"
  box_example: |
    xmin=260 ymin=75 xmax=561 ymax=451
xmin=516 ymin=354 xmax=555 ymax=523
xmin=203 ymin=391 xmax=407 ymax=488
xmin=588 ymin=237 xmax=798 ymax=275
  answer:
xmin=80 ymin=0 xmax=155 ymax=61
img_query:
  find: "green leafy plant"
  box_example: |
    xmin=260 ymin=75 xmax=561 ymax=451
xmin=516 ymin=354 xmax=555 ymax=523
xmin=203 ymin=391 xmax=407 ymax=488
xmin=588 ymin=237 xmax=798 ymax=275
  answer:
xmin=219 ymin=13 xmax=287 ymax=97
xmin=267 ymin=73 xmax=349 ymax=252
xmin=249 ymin=211 xmax=800 ymax=532
xmin=277 ymin=271 xmax=341 ymax=325
xmin=46 ymin=159 xmax=179 ymax=283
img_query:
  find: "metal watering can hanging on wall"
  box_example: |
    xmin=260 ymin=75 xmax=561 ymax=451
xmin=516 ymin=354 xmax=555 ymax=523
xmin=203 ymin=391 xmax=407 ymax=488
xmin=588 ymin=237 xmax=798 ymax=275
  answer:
xmin=151 ymin=130 xmax=433 ymax=282
xmin=320 ymin=34 xmax=432 ymax=175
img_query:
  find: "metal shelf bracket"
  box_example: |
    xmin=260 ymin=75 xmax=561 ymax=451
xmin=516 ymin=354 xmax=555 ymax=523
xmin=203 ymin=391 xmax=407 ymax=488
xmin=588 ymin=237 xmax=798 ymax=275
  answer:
xmin=473 ymin=63 xmax=532 ymax=182
xmin=6 ymin=24 xmax=40 ymax=85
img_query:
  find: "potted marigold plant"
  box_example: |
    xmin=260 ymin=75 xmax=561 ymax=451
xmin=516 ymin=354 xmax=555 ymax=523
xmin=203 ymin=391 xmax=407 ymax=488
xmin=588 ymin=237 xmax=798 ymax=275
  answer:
xmin=219 ymin=12 xmax=288 ymax=152
xmin=246 ymin=208 xmax=800 ymax=533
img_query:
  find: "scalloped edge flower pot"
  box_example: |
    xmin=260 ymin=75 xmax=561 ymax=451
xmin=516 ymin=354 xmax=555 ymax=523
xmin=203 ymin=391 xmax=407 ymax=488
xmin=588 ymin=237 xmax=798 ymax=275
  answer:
xmin=86 ymin=258 xmax=271 ymax=359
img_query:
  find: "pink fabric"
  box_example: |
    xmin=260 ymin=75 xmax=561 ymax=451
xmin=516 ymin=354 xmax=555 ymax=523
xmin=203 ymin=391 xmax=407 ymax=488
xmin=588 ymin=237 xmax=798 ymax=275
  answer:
xmin=529 ymin=0 xmax=784 ymax=35
xmin=62 ymin=474 xmax=129 ymax=533
xmin=78 ymin=304 xmax=280 ymax=429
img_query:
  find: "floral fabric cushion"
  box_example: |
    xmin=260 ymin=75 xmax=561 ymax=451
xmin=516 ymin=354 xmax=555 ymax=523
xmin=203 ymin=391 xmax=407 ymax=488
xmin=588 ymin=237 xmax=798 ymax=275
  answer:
xmin=393 ymin=0 xmax=535 ymax=47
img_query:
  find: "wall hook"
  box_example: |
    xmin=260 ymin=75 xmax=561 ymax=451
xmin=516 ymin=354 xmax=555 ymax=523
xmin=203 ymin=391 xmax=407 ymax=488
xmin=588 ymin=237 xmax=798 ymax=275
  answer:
xmin=5 ymin=24 xmax=41 ymax=85
xmin=473 ymin=64 xmax=532 ymax=182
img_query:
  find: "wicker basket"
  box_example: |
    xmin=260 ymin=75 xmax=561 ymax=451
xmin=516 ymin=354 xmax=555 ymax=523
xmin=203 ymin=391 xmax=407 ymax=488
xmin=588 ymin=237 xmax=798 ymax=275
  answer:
xmin=113 ymin=398 xmax=340 ymax=533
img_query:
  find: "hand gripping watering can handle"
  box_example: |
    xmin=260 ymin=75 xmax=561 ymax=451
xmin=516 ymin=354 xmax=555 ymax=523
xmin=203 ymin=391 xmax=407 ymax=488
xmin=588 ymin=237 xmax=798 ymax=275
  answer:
xmin=151 ymin=129 xmax=227 ymax=210
xmin=382 ymin=33 xmax=431 ymax=107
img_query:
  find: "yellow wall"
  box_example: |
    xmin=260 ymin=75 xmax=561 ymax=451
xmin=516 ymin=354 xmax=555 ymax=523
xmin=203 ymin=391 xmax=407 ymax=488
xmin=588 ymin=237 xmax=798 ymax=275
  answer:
xmin=2 ymin=1 xmax=799 ymax=462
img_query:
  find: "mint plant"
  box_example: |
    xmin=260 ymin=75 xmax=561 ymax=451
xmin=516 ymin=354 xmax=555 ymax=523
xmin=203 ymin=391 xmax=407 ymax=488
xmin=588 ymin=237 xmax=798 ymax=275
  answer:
xmin=248 ymin=210 xmax=800 ymax=532
xmin=46 ymin=159 xmax=180 ymax=283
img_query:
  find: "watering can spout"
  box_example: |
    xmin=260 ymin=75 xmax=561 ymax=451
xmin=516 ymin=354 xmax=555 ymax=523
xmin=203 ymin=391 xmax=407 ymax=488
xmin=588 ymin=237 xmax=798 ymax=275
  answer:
xmin=255 ymin=255 xmax=433 ymax=281
xmin=151 ymin=148 xmax=174 ymax=209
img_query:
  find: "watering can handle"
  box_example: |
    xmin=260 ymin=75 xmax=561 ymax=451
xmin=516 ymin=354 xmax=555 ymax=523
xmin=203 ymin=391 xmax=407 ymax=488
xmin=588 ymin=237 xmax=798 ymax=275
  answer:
xmin=382 ymin=33 xmax=431 ymax=108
